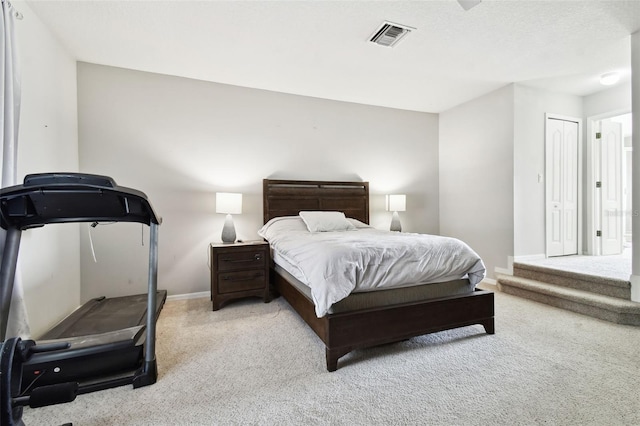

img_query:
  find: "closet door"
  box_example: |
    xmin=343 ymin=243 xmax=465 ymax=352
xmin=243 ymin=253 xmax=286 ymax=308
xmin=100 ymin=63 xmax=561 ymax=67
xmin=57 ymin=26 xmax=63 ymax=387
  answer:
xmin=546 ymin=118 xmax=578 ymax=257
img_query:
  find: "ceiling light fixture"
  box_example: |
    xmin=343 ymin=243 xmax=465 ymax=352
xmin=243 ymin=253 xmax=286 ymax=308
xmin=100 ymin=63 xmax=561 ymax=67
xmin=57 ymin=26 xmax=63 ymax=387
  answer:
xmin=599 ymin=72 xmax=620 ymax=86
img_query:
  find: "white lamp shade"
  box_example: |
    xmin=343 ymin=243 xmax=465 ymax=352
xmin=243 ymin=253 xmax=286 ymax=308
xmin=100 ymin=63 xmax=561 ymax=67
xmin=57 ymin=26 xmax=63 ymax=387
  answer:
xmin=385 ymin=194 xmax=406 ymax=212
xmin=216 ymin=192 xmax=242 ymax=215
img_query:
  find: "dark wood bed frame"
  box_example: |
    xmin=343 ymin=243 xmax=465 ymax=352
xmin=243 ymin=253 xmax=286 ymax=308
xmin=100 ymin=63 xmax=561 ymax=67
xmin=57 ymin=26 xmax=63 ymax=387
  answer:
xmin=263 ymin=179 xmax=494 ymax=371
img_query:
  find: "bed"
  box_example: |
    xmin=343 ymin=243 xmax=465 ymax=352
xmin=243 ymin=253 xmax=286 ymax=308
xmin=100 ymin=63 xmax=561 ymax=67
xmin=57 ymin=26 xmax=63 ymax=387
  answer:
xmin=262 ymin=178 xmax=494 ymax=371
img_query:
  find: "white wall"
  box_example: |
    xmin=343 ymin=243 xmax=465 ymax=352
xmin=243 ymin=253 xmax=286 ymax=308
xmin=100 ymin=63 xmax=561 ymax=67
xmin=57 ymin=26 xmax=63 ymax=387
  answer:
xmin=583 ymin=82 xmax=631 ymax=119
xmin=631 ymin=31 xmax=640 ymax=289
xmin=439 ymin=85 xmax=515 ymax=280
xmin=513 ymin=85 xmax=582 ymax=257
xmin=441 ymin=83 xmax=583 ymax=278
xmin=76 ymin=63 xmax=439 ymax=300
xmin=13 ymin=0 xmax=80 ymax=337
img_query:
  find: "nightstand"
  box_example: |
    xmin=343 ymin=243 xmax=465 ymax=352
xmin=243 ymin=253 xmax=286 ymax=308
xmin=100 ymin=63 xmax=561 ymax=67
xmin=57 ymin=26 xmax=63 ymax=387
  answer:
xmin=209 ymin=241 xmax=270 ymax=311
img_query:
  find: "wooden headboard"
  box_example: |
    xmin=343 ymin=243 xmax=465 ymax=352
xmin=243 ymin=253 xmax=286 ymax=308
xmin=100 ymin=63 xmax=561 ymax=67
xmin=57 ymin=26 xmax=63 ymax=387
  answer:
xmin=263 ymin=179 xmax=369 ymax=224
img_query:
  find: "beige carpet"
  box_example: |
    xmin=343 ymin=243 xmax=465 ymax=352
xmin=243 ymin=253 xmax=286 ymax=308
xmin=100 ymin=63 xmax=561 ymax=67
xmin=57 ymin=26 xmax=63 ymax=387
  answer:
xmin=517 ymin=248 xmax=632 ymax=281
xmin=23 ymin=289 xmax=640 ymax=425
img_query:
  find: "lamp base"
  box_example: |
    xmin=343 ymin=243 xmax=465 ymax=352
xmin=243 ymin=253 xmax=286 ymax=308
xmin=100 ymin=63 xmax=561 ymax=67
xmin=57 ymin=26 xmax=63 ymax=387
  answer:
xmin=221 ymin=214 xmax=236 ymax=243
xmin=390 ymin=211 xmax=402 ymax=232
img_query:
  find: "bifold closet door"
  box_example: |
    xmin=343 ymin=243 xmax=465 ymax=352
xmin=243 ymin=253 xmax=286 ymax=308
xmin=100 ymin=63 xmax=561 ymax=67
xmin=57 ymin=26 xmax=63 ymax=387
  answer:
xmin=546 ymin=118 xmax=578 ymax=257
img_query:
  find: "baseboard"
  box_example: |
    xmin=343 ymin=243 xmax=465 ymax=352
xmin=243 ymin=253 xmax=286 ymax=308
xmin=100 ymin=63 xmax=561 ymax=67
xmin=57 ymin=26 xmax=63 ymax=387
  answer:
xmin=514 ymin=254 xmax=546 ymax=262
xmin=167 ymin=291 xmax=209 ymax=301
xmin=481 ymin=278 xmax=497 ymax=287
xmin=494 ymin=267 xmax=511 ymax=276
xmin=631 ymin=275 xmax=640 ymax=302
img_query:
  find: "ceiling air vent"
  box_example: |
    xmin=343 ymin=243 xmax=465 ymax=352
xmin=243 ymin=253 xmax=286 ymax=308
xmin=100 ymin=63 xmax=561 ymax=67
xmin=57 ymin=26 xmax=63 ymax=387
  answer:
xmin=369 ymin=21 xmax=414 ymax=48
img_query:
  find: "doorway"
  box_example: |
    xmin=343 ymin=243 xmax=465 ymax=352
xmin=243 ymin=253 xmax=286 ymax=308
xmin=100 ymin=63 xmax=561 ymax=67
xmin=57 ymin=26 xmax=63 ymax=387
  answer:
xmin=587 ymin=112 xmax=632 ymax=256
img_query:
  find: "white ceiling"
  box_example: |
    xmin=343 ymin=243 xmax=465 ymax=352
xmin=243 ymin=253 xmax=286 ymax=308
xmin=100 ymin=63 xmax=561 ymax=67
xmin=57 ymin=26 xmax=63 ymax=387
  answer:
xmin=23 ymin=0 xmax=640 ymax=113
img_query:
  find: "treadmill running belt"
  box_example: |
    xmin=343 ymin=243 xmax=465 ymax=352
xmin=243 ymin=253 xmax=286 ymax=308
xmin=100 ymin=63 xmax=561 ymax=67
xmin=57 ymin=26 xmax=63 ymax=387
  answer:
xmin=41 ymin=290 xmax=167 ymax=339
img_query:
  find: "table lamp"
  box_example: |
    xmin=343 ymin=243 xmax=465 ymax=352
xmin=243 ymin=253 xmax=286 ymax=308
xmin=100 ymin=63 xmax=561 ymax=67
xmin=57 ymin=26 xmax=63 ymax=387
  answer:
xmin=216 ymin=192 xmax=242 ymax=243
xmin=385 ymin=194 xmax=406 ymax=232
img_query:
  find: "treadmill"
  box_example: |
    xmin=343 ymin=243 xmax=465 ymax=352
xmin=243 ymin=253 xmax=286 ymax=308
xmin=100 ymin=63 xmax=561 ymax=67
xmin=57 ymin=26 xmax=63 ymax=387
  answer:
xmin=0 ymin=172 xmax=163 ymax=397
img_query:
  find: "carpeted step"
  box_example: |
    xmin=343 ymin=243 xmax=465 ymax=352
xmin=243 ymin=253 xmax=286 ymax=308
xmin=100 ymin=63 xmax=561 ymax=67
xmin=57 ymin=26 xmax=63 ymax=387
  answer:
xmin=513 ymin=262 xmax=631 ymax=300
xmin=496 ymin=274 xmax=640 ymax=326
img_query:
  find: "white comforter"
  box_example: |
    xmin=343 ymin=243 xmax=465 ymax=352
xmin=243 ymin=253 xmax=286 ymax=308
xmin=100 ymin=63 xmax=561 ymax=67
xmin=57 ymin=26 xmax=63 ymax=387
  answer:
xmin=258 ymin=217 xmax=486 ymax=317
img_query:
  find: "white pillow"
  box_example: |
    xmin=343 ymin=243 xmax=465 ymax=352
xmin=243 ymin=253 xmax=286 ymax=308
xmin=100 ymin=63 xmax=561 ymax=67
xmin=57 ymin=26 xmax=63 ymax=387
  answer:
xmin=347 ymin=218 xmax=371 ymax=228
xmin=299 ymin=211 xmax=356 ymax=232
xmin=258 ymin=216 xmax=308 ymax=240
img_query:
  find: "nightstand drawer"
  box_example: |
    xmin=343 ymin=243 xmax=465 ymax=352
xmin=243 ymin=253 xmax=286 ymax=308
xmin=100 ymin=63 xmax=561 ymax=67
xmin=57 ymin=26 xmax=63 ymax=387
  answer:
xmin=217 ymin=250 xmax=266 ymax=272
xmin=218 ymin=270 xmax=266 ymax=293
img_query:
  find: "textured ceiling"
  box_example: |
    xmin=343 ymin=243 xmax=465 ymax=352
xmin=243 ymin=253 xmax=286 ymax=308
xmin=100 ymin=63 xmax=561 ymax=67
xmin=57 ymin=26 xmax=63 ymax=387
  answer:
xmin=23 ymin=0 xmax=640 ymax=113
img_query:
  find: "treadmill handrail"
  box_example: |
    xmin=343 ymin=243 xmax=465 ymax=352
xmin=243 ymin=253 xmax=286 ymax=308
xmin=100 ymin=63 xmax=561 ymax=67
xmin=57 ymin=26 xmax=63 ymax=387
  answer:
xmin=0 ymin=173 xmax=161 ymax=230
